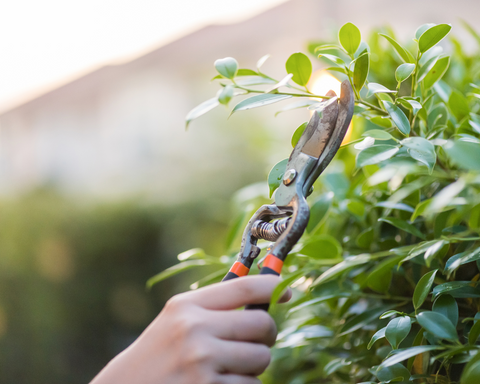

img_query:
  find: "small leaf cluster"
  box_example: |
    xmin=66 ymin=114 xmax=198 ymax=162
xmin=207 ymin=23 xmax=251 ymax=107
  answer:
xmin=155 ymin=22 xmax=480 ymax=383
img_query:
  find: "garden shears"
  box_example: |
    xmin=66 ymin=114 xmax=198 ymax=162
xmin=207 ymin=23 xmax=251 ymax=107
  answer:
xmin=222 ymin=80 xmax=355 ymax=311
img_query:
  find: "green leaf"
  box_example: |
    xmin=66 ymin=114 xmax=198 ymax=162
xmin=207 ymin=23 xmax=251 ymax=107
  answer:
xmin=362 ymin=129 xmax=394 ymax=140
xmin=185 ymin=97 xmax=220 ymax=128
xmin=357 ymin=227 xmax=374 ymax=248
xmin=418 ymin=24 xmax=452 ymax=53
xmin=339 ymin=22 xmax=361 ymax=56
xmin=397 ymin=99 xmax=423 ymax=117
xmin=146 ymin=259 xmax=220 ymax=289
xmin=444 ymin=140 xmax=480 ymax=171
xmin=214 ymin=57 xmax=238 ymax=79
xmin=417 ymin=56 xmax=439 ymax=82
xmin=428 ymin=104 xmax=448 ymax=129
xmin=448 ymin=90 xmax=470 ymax=121
xmin=288 ymin=293 xmax=349 ymax=314
xmin=324 ymin=66 xmax=347 ymax=75
xmin=376 ymin=92 xmax=394 ymax=103
xmin=306 ymin=192 xmax=334 ymax=233
xmin=401 ymin=137 xmax=436 ymax=173
xmin=285 ymin=52 xmax=312 ymax=86
xmin=369 ymin=116 xmax=393 ymax=128
xmin=433 ymin=294 xmax=458 ymax=327
xmin=235 ymin=76 xmax=276 ymax=86
xmin=423 ymin=240 xmax=447 ymax=267
xmin=423 ymin=56 xmax=450 ymax=90
xmin=468 ymin=320 xmax=480 ymax=345
xmin=346 ymin=199 xmax=365 ymax=217
xmin=379 ymin=33 xmax=415 ymax=63
xmin=379 ymin=217 xmax=426 ymax=240
xmin=291 ymin=122 xmax=308 ymax=147
xmin=403 ymin=240 xmax=438 ymax=263
xmin=312 ymin=254 xmax=371 ymax=285
xmin=367 ymin=255 xmax=403 ymax=293
xmin=368 ymin=327 xmax=386 ymax=350
xmin=470 ymin=120 xmax=480 ymax=134
xmin=276 ymin=100 xmax=318 ymax=117
xmin=380 ymin=310 xmax=405 ymax=319
xmin=461 ymin=350 xmax=480 ymax=384
xmin=356 ymin=145 xmax=399 ymax=167
xmin=386 ymin=316 xmax=412 ymax=349
xmin=217 ymin=85 xmax=234 ymax=105
xmin=298 ymin=235 xmax=342 ymax=259
xmin=376 ymin=364 xmax=411 ymax=382
xmin=383 ymin=101 xmax=411 ymax=135
xmin=353 ymin=51 xmax=369 ymax=92
xmin=314 ymin=44 xmax=341 ymax=53
xmin=413 ymin=270 xmax=438 ymax=310
xmin=266 ymin=73 xmax=293 ymax=93
xmin=236 ymin=69 xmax=258 ymax=76
xmin=409 ymin=149 xmax=436 ymax=174
xmin=267 ymin=158 xmax=288 ymax=198
xmin=417 ymin=311 xmax=459 ymax=341
xmin=445 ymin=248 xmax=480 ymax=274
xmin=256 ymin=54 xmax=270 ymax=70
xmin=379 ymin=345 xmax=443 ymax=368
xmin=339 ymin=306 xmax=391 ymax=336
xmin=177 ymin=248 xmax=206 ymax=261
xmin=231 ymin=94 xmax=292 ymax=115
xmin=433 ymin=281 xmax=480 ymax=299
xmin=415 ymin=23 xmax=436 ymax=40
xmin=317 ymin=53 xmax=346 ymax=67
xmin=427 ymin=179 xmax=466 ymax=215
xmin=269 ymin=269 xmax=306 ymax=309
xmin=469 ymin=204 xmax=480 ymax=230
xmin=395 ymin=63 xmax=415 ymax=83
xmin=376 ymin=202 xmax=414 ymax=212
xmin=367 ymin=82 xmax=396 ymax=96
xmin=225 ymin=210 xmax=248 ymax=251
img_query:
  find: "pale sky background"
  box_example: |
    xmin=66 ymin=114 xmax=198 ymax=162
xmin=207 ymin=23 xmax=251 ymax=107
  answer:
xmin=0 ymin=0 xmax=288 ymax=112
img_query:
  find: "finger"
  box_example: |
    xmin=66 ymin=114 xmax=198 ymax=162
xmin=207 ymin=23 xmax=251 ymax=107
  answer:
xmin=208 ymin=309 xmax=277 ymax=347
xmin=186 ymin=275 xmax=282 ymax=310
xmin=216 ymin=374 xmax=261 ymax=384
xmin=214 ymin=340 xmax=271 ymax=376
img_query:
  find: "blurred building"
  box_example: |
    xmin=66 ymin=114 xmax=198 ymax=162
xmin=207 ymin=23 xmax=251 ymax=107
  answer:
xmin=0 ymin=0 xmax=478 ymax=203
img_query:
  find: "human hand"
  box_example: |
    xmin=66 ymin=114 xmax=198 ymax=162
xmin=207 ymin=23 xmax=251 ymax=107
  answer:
xmin=90 ymin=275 xmax=291 ymax=384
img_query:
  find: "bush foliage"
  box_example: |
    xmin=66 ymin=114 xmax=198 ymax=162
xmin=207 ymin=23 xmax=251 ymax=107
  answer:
xmin=151 ymin=22 xmax=480 ymax=383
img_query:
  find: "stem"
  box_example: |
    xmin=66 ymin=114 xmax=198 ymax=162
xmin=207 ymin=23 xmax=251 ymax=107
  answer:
xmin=234 ymin=85 xmax=331 ymax=99
xmin=358 ymin=100 xmax=388 ymax=115
xmin=258 ymin=72 xmax=317 ymax=95
xmin=339 ymin=138 xmax=363 ymax=149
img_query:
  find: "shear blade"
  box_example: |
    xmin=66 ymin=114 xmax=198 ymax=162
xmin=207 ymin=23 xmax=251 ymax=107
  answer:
xmin=300 ymin=95 xmax=339 ymax=158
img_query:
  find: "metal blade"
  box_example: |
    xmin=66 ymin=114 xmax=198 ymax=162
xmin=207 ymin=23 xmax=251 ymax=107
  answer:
xmin=287 ymin=96 xmax=339 ymax=165
xmin=300 ymin=95 xmax=339 ymax=158
xmin=303 ymin=80 xmax=355 ymax=193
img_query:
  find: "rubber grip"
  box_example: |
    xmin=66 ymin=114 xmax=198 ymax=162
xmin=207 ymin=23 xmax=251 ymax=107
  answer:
xmin=245 ymin=266 xmax=280 ymax=311
xmin=222 ymin=271 xmax=240 ymax=281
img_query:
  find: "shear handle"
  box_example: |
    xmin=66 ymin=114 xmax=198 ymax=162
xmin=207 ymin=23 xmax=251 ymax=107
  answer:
xmin=246 ymin=193 xmax=309 ymax=311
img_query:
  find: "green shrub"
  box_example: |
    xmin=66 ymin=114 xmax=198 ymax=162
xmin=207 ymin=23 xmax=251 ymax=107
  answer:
xmin=152 ymin=22 xmax=480 ymax=383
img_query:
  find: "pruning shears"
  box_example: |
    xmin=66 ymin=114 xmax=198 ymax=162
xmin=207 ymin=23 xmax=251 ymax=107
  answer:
xmin=222 ymin=80 xmax=355 ymax=311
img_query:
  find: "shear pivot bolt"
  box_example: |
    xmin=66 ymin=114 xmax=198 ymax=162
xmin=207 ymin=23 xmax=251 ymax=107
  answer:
xmin=283 ymin=169 xmax=297 ymax=185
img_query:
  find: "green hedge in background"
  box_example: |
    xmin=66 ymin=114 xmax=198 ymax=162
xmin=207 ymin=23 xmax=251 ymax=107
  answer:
xmin=0 ymin=190 xmax=227 ymax=384
xmin=153 ymin=22 xmax=480 ymax=383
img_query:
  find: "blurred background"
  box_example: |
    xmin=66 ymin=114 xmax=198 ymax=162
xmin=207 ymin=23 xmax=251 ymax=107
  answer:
xmin=0 ymin=0 xmax=478 ymax=382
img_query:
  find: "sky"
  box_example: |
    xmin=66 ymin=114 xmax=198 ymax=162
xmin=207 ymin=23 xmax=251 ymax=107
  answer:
xmin=0 ymin=0 xmax=287 ymax=112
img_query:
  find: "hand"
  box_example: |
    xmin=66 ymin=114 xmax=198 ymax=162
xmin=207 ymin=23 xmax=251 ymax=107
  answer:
xmin=90 ymin=275 xmax=291 ymax=384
